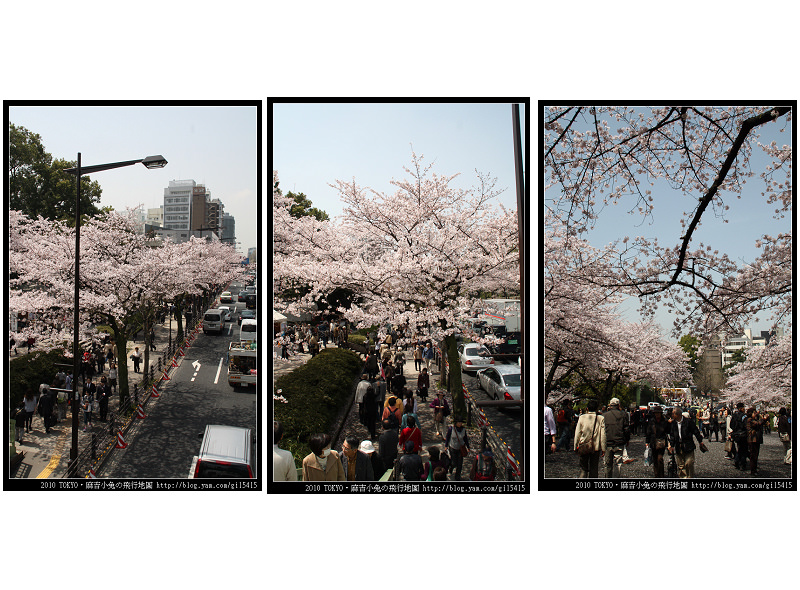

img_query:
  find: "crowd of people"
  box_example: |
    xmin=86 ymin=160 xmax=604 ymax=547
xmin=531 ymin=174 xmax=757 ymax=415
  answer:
xmin=545 ymin=397 xmax=792 ymax=479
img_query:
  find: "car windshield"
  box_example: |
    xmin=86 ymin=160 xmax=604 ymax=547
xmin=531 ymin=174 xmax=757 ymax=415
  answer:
xmin=466 ymin=346 xmax=490 ymax=357
xmin=501 ymin=373 xmax=521 ymax=387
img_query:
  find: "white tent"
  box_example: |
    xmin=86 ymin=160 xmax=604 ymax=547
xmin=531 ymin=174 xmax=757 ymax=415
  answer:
xmin=273 ymin=310 xmax=287 ymax=322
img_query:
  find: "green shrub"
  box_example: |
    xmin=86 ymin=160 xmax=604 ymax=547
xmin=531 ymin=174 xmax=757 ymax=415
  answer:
xmin=9 ymin=349 xmax=72 ymax=409
xmin=274 ymin=347 xmax=363 ymax=465
xmin=348 ymin=334 xmax=367 ymax=346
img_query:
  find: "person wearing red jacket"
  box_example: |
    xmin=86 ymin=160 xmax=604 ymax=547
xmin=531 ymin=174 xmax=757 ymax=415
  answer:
xmin=398 ymin=415 xmax=422 ymax=453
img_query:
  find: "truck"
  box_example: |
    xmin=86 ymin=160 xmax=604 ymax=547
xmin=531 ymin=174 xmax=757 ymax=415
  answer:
xmin=228 ymin=341 xmax=257 ymax=389
xmin=478 ymin=299 xmax=521 ymax=354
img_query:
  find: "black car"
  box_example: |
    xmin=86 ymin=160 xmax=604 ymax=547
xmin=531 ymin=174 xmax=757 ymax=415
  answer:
xmin=238 ymin=309 xmax=256 ymax=325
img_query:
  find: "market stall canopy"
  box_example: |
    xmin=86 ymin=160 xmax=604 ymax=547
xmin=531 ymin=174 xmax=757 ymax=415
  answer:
xmin=273 ymin=310 xmax=287 ymax=322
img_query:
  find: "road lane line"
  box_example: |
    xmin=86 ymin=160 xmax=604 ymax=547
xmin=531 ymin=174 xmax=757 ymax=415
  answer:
xmin=215 ymin=357 xmax=224 ymax=384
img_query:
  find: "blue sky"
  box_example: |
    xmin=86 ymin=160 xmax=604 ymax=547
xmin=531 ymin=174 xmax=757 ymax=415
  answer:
xmin=272 ymin=101 xmax=526 ymax=220
xmin=8 ymin=104 xmax=259 ymax=255
xmin=544 ymin=106 xmax=793 ymax=340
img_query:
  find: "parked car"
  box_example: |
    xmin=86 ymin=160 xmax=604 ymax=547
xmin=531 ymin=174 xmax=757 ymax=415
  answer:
xmin=457 ymin=343 xmax=494 ymax=372
xmin=219 ymin=291 xmax=234 ymax=304
xmin=190 ymin=425 xmax=256 ymax=478
xmin=238 ymin=309 xmax=256 ymax=326
xmin=218 ymin=306 xmax=233 ymax=322
xmin=477 ymin=365 xmax=521 ymax=401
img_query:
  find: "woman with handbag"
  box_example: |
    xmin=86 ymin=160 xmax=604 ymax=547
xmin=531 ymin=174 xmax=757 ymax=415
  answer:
xmin=573 ymin=399 xmax=606 ymax=478
xmin=430 ymin=390 xmax=450 ymax=437
xmin=645 ymin=406 xmax=670 ymax=478
xmin=777 ymin=407 xmax=791 ymax=464
xmin=445 ymin=419 xmax=470 ymax=480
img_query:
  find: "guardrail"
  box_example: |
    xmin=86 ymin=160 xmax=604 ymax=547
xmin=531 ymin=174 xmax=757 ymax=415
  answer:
xmin=437 ymin=345 xmax=522 ymax=481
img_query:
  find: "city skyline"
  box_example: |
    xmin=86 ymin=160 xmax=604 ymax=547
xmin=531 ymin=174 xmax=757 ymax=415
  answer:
xmin=8 ymin=103 xmax=259 ymax=255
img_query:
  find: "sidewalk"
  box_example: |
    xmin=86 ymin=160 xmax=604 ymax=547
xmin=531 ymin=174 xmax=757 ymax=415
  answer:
xmin=10 ymin=312 xmax=194 ymax=479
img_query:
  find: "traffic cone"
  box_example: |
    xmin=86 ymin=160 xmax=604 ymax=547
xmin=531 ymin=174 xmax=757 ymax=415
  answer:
xmin=151 ymin=385 xmax=160 ymax=398
xmin=178 ymin=345 xmax=186 ymax=357
xmin=88 ymin=469 xmax=97 ymax=479
xmin=115 ymin=431 xmax=128 ymax=449
xmin=136 ymin=404 xmax=147 ymax=419
xmin=172 ymin=357 xmax=179 ymax=368
xmin=162 ymin=369 xmax=170 ymax=381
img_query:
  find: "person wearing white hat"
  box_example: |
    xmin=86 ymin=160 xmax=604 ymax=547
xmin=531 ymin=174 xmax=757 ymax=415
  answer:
xmin=359 ymin=439 xmax=386 ymax=480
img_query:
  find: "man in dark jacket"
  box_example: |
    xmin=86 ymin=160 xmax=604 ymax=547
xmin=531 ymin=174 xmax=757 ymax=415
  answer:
xmin=646 ymin=407 xmax=670 ymax=477
xmin=378 ymin=419 xmax=399 ymax=469
xmin=397 ymin=440 xmax=424 ymax=480
xmin=668 ymin=408 xmax=707 ymax=478
xmin=37 ymin=389 xmax=55 ymax=433
xmin=603 ymin=397 xmax=630 ymax=478
xmin=730 ymin=402 xmax=749 ymax=471
xmin=340 ymin=435 xmax=374 ymax=481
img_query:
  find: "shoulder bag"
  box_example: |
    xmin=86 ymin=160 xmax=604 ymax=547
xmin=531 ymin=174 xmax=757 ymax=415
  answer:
xmin=577 ymin=415 xmax=598 ymax=456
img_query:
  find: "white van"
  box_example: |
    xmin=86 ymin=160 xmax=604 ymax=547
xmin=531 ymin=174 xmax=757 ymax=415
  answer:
xmin=239 ymin=318 xmax=257 ymax=342
xmin=203 ymin=309 xmax=224 ymax=334
xmin=190 ymin=425 xmax=256 ymax=478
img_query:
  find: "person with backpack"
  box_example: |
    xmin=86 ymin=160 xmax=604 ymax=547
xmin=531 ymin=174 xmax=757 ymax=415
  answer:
xmin=574 ymin=399 xmax=605 ymax=478
xmin=397 ymin=440 xmax=424 ymax=480
xmin=383 ymin=396 xmax=403 ymax=428
xmin=731 ymin=402 xmax=749 ymax=471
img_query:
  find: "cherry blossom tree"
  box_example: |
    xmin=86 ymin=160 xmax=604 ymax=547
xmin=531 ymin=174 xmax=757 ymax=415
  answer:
xmin=545 ymin=105 xmax=792 ymax=338
xmin=10 ymin=209 xmax=244 ymax=402
xmin=718 ymin=332 xmax=792 ymax=409
xmin=545 ymin=105 xmax=791 ymax=407
xmin=273 ymin=153 xmax=519 ymax=419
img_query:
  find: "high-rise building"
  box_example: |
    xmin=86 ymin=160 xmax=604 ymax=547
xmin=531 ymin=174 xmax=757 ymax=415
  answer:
xmin=163 ymin=180 xmax=196 ymax=230
xmin=221 ymin=212 xmax=236 ymax=245
xmin=146 ymin=206 xmax=163 ymax=228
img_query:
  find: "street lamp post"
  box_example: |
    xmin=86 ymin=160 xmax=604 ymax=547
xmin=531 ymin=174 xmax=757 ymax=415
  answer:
xmin=63 ymin=154 xmax=166 ymax=469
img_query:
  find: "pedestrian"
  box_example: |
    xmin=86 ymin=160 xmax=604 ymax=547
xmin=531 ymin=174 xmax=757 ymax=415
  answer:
xmin=397 ymin=439 xmax=424 ymax=480
xmin=417 ymin=368 xmax=430 ymax=402
xmin=725 ymin=409 xmax=735 ymax=460
xmin=340 ymin=434 xmax=374 ymax=481
xmin=709 ymin=411 xmax=720 ymax=442
xmin=398 ymin=415 xmax=422 ymax=454
xmin=430 ymin=390 xmax=450 ymax=437
xmin=603 ymin=397 xmax=630 ymax=478
xmin=574 ymin=399 xmax=605 ymax=478
xmin=359 ymin=440 xmax=385 ymax=480
xmin=362 ymin=385 xmax=378 ymax=440
xmin=470 ymin=448 xmax=497 ymax=481
xmin=10 ymin=335 xmax=17 ymax=355
xmin=107 ymin=362 xmax=118 ymax=395
xmin=777 ymin=408 xmax=791 ymax=464
xmin=355 ymin=374 xmax=372 ymax=423
xmin=400 ymin=391 xmax=419 ymax=431
xmin=544 ymin=404 xmax=557 ymax=454
xmin=445 ymin=418 xmax=470 ymax=480
xmin=746 ymin=408 xmax=764 ymax=476
xmin=96 ymin=346 xmax=105 ymax=373
xmin=81 ymin=380 xmax=95 ymax=431
xmin=423 ymin=342 xmax=434 ymax=372
xmin=131 ymin=346 xmax=142 ymax=373
xmin=273 ymin=421 xmax=298 ymax=481
xmin=730 ymin=402 xmax=749 ymax=471
xmin=378 ymin=418 xmax=400 ymax=471
xmin=13 ymin=403 xmax=26 ymax=443
xmin=149 ymin=329 xmax=157 ymax=351
xmin=382 ymin=396 xmax=403 ymax=429
xmin=302 ymin=433 xmax=345 ymax=481
xmin=23 ymin=391 xmax=36 ymax=432
xmin=414 ymin=344 xmax=423 ymax=372
xmin=668 ymin=408 xmax=707 ymax=478
xmin=391 ymin=368 xmax=407 ymax=398
xmin=393 ymin=349 xmax=405 ymax=376
xmin=97 ymin=378 xmax=110 ymax=422
xmin=701 ymin=405 xmax=711 ymax=439
xmin=37 ymin=386 xmax=56 ymax=433
xmin=422 ymin=446 xmax=450 ymax=481
xmin=365 ymin=353 xmax=378 ymax=382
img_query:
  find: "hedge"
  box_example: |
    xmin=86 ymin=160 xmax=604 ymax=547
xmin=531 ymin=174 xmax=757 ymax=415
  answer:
xmin=9 ymin=349 xmax=72 ymax=409
xmin=274 ymin=347 xmax=363 ymax=464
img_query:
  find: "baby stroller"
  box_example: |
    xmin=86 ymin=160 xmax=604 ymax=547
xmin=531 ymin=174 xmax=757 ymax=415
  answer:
xmin=667 ymin=450 xmax=678 ymax=478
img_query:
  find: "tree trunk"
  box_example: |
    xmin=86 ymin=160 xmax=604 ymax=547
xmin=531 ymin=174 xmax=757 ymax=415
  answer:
xmin=444 ymin=334 xmax=466 ymax=421
xmin=111 ymin=323 xmax=130 ymax=404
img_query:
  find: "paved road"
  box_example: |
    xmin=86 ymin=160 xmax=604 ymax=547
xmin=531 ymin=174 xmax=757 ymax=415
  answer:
xmin=544 ymin=428 xmax=792 ymax=479
xmin=104 ymin=297 xmax=257 ymax=478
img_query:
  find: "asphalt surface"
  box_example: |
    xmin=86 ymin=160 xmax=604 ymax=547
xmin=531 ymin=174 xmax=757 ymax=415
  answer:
xmin=104 ymin=297 xmax=257 ymax=478
xmin=544 ymin=427 xmax=792 ymax=479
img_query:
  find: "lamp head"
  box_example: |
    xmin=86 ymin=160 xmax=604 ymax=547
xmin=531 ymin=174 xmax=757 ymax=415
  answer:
xmin=141 ymin=155 xmax=168 ymax=169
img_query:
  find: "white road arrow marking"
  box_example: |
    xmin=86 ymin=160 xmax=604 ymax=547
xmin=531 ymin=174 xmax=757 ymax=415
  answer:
xmin=192 ymin=360 xmax=201 ymax=371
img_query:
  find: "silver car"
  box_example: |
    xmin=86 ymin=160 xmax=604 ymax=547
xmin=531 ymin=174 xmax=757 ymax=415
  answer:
xmin=477 ymin=365 xmax=522 ymax=401
xmin=458 ymin=343 xmax=494 ymax=372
